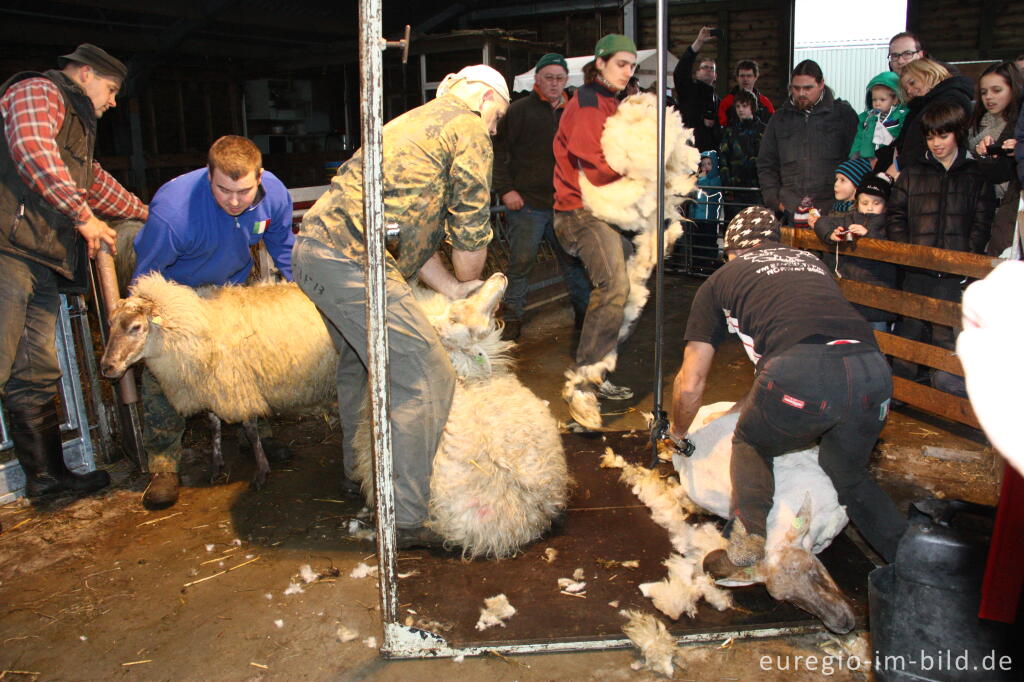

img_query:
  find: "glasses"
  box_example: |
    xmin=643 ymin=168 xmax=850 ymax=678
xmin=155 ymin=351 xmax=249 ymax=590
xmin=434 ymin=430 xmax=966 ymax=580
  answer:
xmin=888 ymin=50 xmax=918 ymax=62
xmin=539 ymin=74 xmax=568 ymax=83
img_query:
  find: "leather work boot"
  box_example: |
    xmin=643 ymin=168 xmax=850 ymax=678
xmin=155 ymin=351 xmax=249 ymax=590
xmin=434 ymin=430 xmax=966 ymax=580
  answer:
xmin=395 ymin=525 xmax=446 ymax=550
xmin=142 ymin=472 xmax=180 ymax=510
xmin=10 ymin=398 xmax=110 ymax=498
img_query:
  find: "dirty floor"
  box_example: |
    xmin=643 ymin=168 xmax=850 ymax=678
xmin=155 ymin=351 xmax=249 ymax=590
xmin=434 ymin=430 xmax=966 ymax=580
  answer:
xmin=0 ymin=275 xmax=996 ymax=681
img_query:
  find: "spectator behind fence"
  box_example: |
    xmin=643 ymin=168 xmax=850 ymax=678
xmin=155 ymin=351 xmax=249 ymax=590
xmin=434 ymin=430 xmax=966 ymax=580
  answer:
xmin=850 ymin=72 xmax=908 ymax=163
xmin=672 ymin=26 xmax=720 ymax=152
xmin=813 ymin=173 xmax=897 ymax=333
xmin=874 ymin=58 xmax=973 ymax=178
xmin=689 ymin=150 xmax=724 ymax=273
xmin=757 ymin=59 xmax=858 ymax=224
xmin=885 ymin=101 xmax=995 ymax=395
xmin=491 ymin=52 xmax=590 ymax=341
xmin=887 ymin=32 xmax=925 ymax=73
xmin=718 ymin=90 xmax=765 ymax=189
xmin=717 ymin=59 xmax=775 ymax=127
xmin=968 ymin=62 xmax=1023 ymax=258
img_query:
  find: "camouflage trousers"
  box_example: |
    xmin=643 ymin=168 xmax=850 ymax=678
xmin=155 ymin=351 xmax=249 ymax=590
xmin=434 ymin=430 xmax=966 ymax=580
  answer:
xmin=141 ymin=368 xmax=272 ymax=473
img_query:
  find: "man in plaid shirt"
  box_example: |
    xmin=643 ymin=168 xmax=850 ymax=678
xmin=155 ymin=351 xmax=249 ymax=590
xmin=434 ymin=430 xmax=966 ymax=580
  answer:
xmin=1 ymin=43 xmax=147 ymax=499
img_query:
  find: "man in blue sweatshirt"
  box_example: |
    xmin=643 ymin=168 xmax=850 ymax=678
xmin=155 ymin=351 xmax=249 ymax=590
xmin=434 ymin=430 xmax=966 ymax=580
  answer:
xmin=132 ymin=135 xmax=294 ymax=509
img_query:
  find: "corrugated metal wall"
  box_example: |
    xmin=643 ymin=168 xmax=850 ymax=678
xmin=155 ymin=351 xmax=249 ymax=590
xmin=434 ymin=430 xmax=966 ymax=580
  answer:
xmin=793 ymin=44 xmax=890 ymax=110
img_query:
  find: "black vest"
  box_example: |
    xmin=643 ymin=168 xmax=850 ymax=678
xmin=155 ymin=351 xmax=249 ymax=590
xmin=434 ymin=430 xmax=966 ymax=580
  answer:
xmin=0 ymin=70 xmax=97 ymax=288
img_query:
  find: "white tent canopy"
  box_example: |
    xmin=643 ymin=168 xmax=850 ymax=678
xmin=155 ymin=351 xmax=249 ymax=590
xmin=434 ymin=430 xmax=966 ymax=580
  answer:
xmin=512 ymin=49 xmax=679 ymax=93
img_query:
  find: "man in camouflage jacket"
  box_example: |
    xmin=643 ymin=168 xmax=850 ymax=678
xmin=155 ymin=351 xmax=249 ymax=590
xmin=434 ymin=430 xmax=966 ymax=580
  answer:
xmin=293 ymin=65 xmax=508 ymax=549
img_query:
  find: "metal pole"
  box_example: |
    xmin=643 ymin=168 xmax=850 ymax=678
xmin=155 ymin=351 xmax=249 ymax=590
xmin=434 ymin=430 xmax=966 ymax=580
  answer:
xmin=649 ymin=0 xmax=669 ymax=467
xmin=358 ymin=0 xmax=399 ymax=629
xmin=94 ymin=246 xmax=146 ymax=471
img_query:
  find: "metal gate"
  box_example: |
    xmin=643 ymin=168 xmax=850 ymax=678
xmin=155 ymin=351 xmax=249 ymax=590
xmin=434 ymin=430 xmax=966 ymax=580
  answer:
xmin=0 ymin=295 xmax=99 ymax=503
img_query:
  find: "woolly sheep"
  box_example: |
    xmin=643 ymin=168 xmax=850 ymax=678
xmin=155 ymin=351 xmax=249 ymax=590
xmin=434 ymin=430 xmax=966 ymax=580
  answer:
xmin=100 ymin=273 xmax=338 ymax=486
xmin=566 ymin=93 xmax=701 ymax=429
xmin=353 ymin=274 xmax=570 ymax=559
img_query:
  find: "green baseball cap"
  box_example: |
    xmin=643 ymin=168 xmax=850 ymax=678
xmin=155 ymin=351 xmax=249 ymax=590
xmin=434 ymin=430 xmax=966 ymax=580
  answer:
xmin=594 ymin=34 xmax=637 ymax=59
xmin=535 ymin=53 xmax=568 ymax=73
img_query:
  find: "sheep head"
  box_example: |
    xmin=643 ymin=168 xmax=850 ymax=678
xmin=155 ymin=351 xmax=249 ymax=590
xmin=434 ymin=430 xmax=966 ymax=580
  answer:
xmin=417 ymin=272 xmax=512 ymax=381
xmin=762 ymin=497 xmax=856 ymax=634
xmin=100 ymin=296 xmax=158 ymax=379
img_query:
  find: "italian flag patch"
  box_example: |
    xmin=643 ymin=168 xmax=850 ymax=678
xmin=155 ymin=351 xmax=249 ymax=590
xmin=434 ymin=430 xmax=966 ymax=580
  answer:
xmin=252 ymin=219 xmax=269 ymax=235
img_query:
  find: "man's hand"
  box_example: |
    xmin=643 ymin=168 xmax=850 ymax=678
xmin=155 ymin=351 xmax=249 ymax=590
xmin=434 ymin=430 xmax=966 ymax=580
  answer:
xmin=77 ymin=215 xmax=117 ymax=259
xmin=501 ymin=190 xmax=524 ymax=211
xmin=692 ymin=26 xmax=716 ymax=52
xmin=451 ymin=279 xmax=484 ymax=299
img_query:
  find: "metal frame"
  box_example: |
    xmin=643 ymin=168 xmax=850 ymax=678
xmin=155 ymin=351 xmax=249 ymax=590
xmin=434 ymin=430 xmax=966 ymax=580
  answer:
xmin=0 ymin=295 xmax=98 ymax=503
xmin=360 ymin=0 xmax=821 ymax=658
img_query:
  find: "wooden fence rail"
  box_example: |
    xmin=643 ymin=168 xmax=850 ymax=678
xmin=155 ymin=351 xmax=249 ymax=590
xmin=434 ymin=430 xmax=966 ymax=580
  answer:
xmin=780 ymin=227 xmax=1001 ymax=429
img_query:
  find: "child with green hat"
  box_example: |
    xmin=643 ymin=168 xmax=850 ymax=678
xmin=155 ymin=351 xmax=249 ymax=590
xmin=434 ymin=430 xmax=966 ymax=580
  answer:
xmin=850 ymin=72 xmax=908 ymax=162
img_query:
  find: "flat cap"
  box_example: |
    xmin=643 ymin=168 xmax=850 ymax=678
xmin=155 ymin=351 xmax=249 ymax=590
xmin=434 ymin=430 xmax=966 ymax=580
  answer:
xmin=58 ymin=43 xmax=127 ymax=82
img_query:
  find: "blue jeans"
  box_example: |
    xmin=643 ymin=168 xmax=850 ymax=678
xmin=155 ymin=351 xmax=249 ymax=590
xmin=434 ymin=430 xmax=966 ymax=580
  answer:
xmin=0 ymin=252 xmax=62 ymax=413
xmin=503 ymin=204 xmax=590 ymax=321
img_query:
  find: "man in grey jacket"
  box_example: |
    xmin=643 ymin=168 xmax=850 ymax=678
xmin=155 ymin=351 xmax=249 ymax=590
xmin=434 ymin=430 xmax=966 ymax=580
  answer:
xmin=757 ymin=60 xmax=858 ymax=223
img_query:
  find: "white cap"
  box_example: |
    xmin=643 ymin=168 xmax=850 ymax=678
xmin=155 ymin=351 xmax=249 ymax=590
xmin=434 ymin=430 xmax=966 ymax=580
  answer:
xmin=436 ymin=64 xmax=510 ymax=103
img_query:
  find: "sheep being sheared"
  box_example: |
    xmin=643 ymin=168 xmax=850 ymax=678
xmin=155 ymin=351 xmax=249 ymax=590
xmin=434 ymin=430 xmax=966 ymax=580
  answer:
xmin=100 ymin=273 xmax=339 ymax=486
xmin=353 ymin=274 xmax=570 ymax=559
xmin=566 ymin=93 xmax=701 ymax=429
xmin=677 ymin=402 xmax=855 ymax=633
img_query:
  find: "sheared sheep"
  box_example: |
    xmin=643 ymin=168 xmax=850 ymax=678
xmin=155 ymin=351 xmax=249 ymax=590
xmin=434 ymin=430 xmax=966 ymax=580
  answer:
xmin=353 ymin=274 xmax=570 ymax=559
xmin=566 ymin=93 xmax=701 ymax=428
xmin=99 ymin=273 xmax=338 ymax=486
xmin=677 ymin=403 xmax=856 ymax=633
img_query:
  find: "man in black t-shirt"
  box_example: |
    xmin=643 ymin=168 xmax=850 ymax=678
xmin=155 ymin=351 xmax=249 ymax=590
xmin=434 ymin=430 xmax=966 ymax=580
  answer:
xmin=667 ymin=206 xmax=907 ymax=573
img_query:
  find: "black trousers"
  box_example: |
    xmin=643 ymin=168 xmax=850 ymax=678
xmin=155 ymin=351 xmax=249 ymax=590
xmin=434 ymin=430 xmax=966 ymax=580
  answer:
xmin=730 ymin=342 xmax=908 ymax=562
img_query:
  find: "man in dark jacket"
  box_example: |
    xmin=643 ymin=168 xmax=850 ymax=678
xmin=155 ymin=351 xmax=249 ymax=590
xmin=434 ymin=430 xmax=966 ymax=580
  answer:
xmin=672 ymin=26 xmax=720 ymax=152
xmin=757 ymin=60 xmax=858 ymax=222
xmin=0 ymin=44 xmax=148 ymax=499
xmin=492 ymin=53 xmax=589 ymax=340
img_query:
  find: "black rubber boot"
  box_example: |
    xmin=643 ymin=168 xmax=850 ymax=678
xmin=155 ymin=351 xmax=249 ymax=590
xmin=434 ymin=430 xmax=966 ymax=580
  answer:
xmin=10 ymin=399 xmax=110 ymax=498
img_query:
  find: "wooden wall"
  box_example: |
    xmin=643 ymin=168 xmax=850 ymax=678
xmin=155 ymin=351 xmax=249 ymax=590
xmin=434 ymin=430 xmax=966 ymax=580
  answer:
xmin=910 ymin=0 xmax=1024 ymax=62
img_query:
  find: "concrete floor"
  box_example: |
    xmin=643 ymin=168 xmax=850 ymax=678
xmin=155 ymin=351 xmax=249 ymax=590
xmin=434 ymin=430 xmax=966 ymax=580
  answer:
xmin=0 ymin=274 xmax=996 ymax=680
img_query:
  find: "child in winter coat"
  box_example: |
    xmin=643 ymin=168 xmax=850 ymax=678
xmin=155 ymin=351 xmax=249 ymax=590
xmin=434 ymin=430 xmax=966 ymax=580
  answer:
xmin=813 ymin=173 xmax=897 ymax=332
xmin=807 ymin=157 xmax=872 ymax=228
xmin=850 ymin=72 xmax=909 ymax=162
xmin=717 ymin=90 xmax=766 ymax=189
xmin=687 ymin=150 xmax=724 ymax=271
xmin=885 ymin=100 xmax=996 ymax=393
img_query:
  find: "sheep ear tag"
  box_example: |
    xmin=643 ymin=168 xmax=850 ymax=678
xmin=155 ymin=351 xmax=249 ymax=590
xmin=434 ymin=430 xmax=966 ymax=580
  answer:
xmin=151 ymin=315 xmax=163 ymax=326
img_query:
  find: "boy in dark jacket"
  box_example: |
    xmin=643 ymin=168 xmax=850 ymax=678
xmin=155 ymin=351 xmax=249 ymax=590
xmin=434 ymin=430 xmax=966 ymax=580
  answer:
xmin=814 ymin=173 xmax=897 ymax=332
xmin=718 ymin=90 xmax=765 ymax=190
xmin=885 ymin=101 xmax=996 ymax=392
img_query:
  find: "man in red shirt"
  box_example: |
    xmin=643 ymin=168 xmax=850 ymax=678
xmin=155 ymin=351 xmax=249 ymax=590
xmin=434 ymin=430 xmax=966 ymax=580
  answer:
xmin=0 ymin=43 xmax=148 ymax=499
